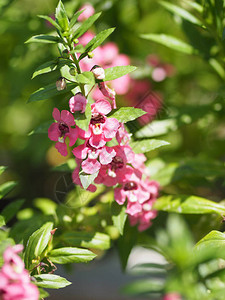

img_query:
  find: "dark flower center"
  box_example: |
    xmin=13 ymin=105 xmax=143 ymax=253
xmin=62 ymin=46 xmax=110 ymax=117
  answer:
xmin=110 ymin=156 xmax=124 ymax=170
xmin=59 ymin=123 xmax=69 ymax=136
xmin=90 ymin=114 xmax=105 ymax=125
xmin=123 ymin=181 xmax=138 ymax=191
xmin=86 ymin=139 xmax=98 ymax=152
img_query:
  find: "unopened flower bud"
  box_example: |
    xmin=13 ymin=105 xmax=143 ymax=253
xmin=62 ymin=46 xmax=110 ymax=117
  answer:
xmin=56 ymin=77 xmax=67 ymax=91
xmin=62 ymin=49 xmax=70 ymax=59
xmin=88 ymin=51 xmax=94 ymax=58
xmin=69 ymin=92 xmax=87 ymax=113
xmin=91 ymin=65 xmax=105 ymax=80
xmin=74 ymin=38 xmax=79 ymax=44
xmin=69 ymin=68 xmax=77 ymax=76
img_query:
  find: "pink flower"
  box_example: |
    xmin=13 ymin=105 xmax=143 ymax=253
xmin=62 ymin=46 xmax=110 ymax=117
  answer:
xmin=98 ymin=82 xmax=116 ymax=108
xmin=48 ymin=108 xmax=78 ymax=156
xmin=78 ymin=99 xmax=119 ymax=149
xmin=128 ymin=179 xmax=159 ymax=231
xmin=69 ymin=92 xmax=87 ymax=113
xmin=0 ymin=245 xmax=39 ymax=300
xmin=116 ymin=124 xmax=132 ymax=145
xmin=78 ymin=3 xmax=95 ymax=22
xmin=163 ymin=292 xmax=182 ymax=300
xmin=94 ymin=146 xmax=135 ymax=186
xmin=91 ymin=65 xmax=105 ymax=80
xmin=72 ymin=140 xmax=116 ymax=174
xmin=147 ymin=54 xmax=176 ymax=82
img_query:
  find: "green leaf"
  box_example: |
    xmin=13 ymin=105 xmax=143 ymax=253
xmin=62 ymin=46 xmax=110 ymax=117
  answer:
xmin=38 ymin=288 xmax=49 ymax=299
xmin=79 ymin=28 xmax=115 ymax=60
xmin=111 ymin=202 xmax=127 ymax=235
xmin=104 ymin=65 xmax=137 ymax=81
xmin=0 ymin=166 xmax=7 ymax=176
xmin=28 ymin=120 xmax=53 ymax=135
xmin=0 ymin=215 xmax=6 ymax=227
xmin=141 ymin=33 xmax=197 ymax=55
xmin=33 ymin=198 xmax=57 ymax=215
xmin=0 ymin=181 xmax=17 ymax=199
xmin=72 ymin=12 xmax=101 ymax=40
xmin=61 ymin=231 xmax=110 ymax=250
xmin=76 ymin=72 xmax=95 ymax=85
xmin=70 ymin=9 xmax=85 ymax=28
xmin=1 ymin=199 xmax=25 ymax=224
xmin=122 ymin=278 xmax=165 ymax=295
xmin=130 ymin=139 xmax=170 ymax=154
xmin=33 ymin=274 xmax=71 ymax=289
xmin=109 ymin=107 xmax=146 ymax=123
xmin=181 ymin=0 xmax=203 ymax=13
xmin=49 ymin=247 xmax=96 ymax=264
xmin=117 ymin=223 xmax=137 ymax=271
xmin=74 ymin=102 xmax=91 ymax=131
xmin=159 ymin=1 xmax=202 ymax=26
xmin=209 ymin=58 xmax=225 ymax=80
xmin=38 ymin=15 xmax=61 ymax=30
xmin=55 ymin=0 xmax=69 ymax=32
xmin=153 ymin=195 xmax=225 ymax=215
xmin=24 ymin=222 xmax=53 ymax=270
xmin=28 ymin=82 xmax=77 ymax=102
xmin=135 ymin=119 xmax=177 ymax=138
xmin=32 ymin=60 xmax=57 ymax=79
xmin=79 ymin=170 xmax=99 ymax=190
xmin=195 ymin=231 xmax=225 ymax=262
xmin=25 ymin=34 xmax=61 ymax=44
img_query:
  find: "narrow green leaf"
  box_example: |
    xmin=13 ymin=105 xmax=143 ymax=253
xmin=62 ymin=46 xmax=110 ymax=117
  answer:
xmin=153 ymin=195 xmax=225 ymax=215
xmin=0 ymin=215 xmax=6 ymax=227
xmin=38 ymin=288 xmax=49 ymax=299
xmin=55 ymin=0 xmax=69 ymax=31
xmin=33 ymin=274 xmax=71 ymax=289
xmin=70 ymin=9 xmax=85 ymax=28
xmin=111 ymin=202 xmax=127 ymax=235
xmin=72 ymin=12 xmax=102 ymax=40
xmin=79 ymin=28 xmax=115 ymax=60
xmin=159 ymin=1 xmax=202 ymax=26
xmin=25 ymin=34 xmax=61 ymax=44
xmin=76 ymin=72 xmax=95 ymax=85
xmin=32 ymin=59 xmax=73 ymax=79
xmin=0 ymin=181 xmax=17 ymax=199
xmin=74 ymin=102 xmax=91 ymax=131
xmin=1 ymin=199 xmax=25 ymax=224
xmin=24 ymin=222 xmax=53 ymax=270
xmin=38 ymin=15 xmax=61 ymax=30
xmin=223 ymin=27 xmax=225 ymax=40
xmin=32 ymin=60 xmax=57 ymax=79
xmin=28 ymin=120 xmax=53 ymax=135
xmin=122 ymin=279 xmax=165 ymax=295
xmin=181 ymin=0 xmax=203 ymax=13
xmin=130 ymin=139 xmax=170 ymax=154
xmin=135 ymin=119 xmax=177 ymax=138
xmin=109 ymin=107 xmax=146 ymax=123
xmin=104 ymin=65 xmax=137 ymax=81
xmin=0 ymin=166 xmax=7 ymax=176
xmin=209 ymin=58 xmax=225 ymax=80
xmin=28 ymin=82 xmax=77 ymax=102
xmin=61 ymin=231 xmax=110 ymax=250
xmin=79 ymin=170 xmax=99 ymax=190
xmin=141 ymin=33 xmax=197 ymax=55
xmin=49 ymin=247 xmax=96 ymax=264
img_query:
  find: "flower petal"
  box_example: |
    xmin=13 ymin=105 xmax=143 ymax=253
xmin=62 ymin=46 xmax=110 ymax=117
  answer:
xmin=48 ymin=123 xmax=60 ymax=141
xmin=55 ymin=142 xmax=68 ymax=156
xmin=82 ymin=158 xmax=101 ymax=174
xmin=95 ymin=99 xmax=112 ymax=115
xmin=61 ymin=110 xmax=75 ymax=126
xmin=52 ymin=108 xmax=60 ymax=121
xmin=104 ymin=118 xmax=120 ymax=139
xmin=99 ymin=147 xmax=116 ymax=165
xmin=114 ymin=188 xmax=126 ymax=205
xmin=72 ymin=143 xmax=88 ymax=159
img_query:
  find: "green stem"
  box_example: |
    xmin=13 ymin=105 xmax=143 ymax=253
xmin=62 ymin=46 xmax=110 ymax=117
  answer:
xmin=66 ymin=39 xmax=86 ymax=96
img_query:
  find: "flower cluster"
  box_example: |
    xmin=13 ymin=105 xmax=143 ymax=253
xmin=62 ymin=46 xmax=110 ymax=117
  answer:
xmin=47 ymin=5 xmax=160 ymax=232
xmin=0 ymin=245 xmax=39 ymax=300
